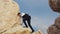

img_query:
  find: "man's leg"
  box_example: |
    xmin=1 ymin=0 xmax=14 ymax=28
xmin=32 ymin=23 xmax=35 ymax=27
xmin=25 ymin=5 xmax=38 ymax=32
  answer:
xmin=23 ymin=19 xmax=28 ymax=27
xmin=27 ymin=18 xmax=34 ymax=32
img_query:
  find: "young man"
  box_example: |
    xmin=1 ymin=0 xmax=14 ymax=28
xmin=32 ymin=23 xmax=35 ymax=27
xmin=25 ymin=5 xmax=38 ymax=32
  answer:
xmin=17 ymin=12 xmax=34 ymax=32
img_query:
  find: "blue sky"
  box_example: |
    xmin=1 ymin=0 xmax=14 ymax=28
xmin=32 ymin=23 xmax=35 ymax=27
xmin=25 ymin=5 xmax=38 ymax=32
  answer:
xmin=14 ymin=0 xmax=59 ymax=34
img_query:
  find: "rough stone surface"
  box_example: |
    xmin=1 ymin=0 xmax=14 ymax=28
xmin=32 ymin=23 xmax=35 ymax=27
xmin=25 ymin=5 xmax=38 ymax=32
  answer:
xmin=47 ymin=16 xmax=60 ymax=34
xmin=48 ymin=0 xmax=60 ymax=34
xmin=55 ymin=16 xmax=60 ymax=29
xmin=0 ymin=0 xmax=31 ymax=34
xmin=47 ymin=25 xmax=60 ymax=34
xmin=49 ymin=0 xmax=60 ymax=13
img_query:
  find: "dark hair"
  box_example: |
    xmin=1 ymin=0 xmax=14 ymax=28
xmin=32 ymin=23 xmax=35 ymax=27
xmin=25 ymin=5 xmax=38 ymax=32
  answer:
xmin=17 ymin=12 xmax=20 ymax=15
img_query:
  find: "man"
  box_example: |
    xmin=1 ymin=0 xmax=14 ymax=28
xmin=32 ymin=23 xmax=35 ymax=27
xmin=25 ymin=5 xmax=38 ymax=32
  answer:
xmin=17 ymin=12 xmax=34 ymax=33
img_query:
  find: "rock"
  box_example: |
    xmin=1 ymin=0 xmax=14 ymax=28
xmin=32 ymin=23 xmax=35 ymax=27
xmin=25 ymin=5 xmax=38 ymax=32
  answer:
xmin=0 ymin=0 xmax=31 ymax=34
xmin=0 ymin=0 xmax=20 ymax=33
xmin=2 ymin=25 xmax=31 ymax=34
xmin=47 ymin=24 xmax=60 ymax=34
xmin=32 ymin=30 xmax=43 ymax=34
xmin=48 ymin=0 xmax=60 ymax=34
xmin=47 ymin=16 xmax=60 ymax=34
xmin=55 ymin=16 xmax=60 ymax=29
xmin=0 ymin=0 xmax=43 ymax=34
xmin=49 ymin=0 xmax=60 ymax=13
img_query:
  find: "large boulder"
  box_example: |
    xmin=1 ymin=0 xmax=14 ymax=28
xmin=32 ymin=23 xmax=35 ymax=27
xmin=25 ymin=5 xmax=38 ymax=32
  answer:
xmin=47 ymin=25 xmax=60 ymax=34
xmin=47 ymin=16 xmax=60 ymax=34
xmin=55 ymin=16 xmax=60 ymax=29
xmin=0 ymin=0 xmax=43 ymax=34
xmin=49 ymin=0 xmax=60 ymax=13
xmin=0 ymin=0 xmax=31 ymax=34
xmin=0 ymin=0 xmax=20 ymax=33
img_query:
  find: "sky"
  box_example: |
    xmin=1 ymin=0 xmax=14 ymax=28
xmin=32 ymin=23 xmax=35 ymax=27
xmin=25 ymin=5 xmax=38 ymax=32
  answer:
xmin=14 ymin=0 xmax=59 ymax=34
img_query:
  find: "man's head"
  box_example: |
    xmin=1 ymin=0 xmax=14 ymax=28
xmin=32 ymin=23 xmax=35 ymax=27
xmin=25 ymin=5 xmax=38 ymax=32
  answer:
xmin=17 ymin=12 xmax=21 ymax=16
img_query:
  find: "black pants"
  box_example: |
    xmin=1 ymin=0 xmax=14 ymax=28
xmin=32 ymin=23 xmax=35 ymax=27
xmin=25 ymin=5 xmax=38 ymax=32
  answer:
xmin=23 ymin=16 xmax=34 ymax=32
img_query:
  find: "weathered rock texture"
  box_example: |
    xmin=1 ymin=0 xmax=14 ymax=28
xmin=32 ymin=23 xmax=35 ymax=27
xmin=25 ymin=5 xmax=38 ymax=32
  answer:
xmin=48 ymin=0 xmax=60 ymax=34
xmin=47 ymin=16 xmax=60 ymax=34
xmin=49 ymin=0 xmax=60 ymax=13
xmin=0 ymin=0 xmax=31 ymax=34
xmin=0 ymin=0 xmax=42 ymax=34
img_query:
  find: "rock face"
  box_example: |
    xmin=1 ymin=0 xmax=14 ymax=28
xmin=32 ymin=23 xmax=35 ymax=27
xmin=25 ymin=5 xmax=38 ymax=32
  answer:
xmin=48 ymin=0 xmax=60 ymax=34
xmin=47 ymin=16 xmax=60 ymax=34
xmin=55 ymin=16 xmax=60 ymax=29
xmin=49 ymin=0 xmax=60 ymax=13
xmin=0 ymin=0 xmax=31 ymax=34
xmin=0 ymin=0 xmax=42 ymax=34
